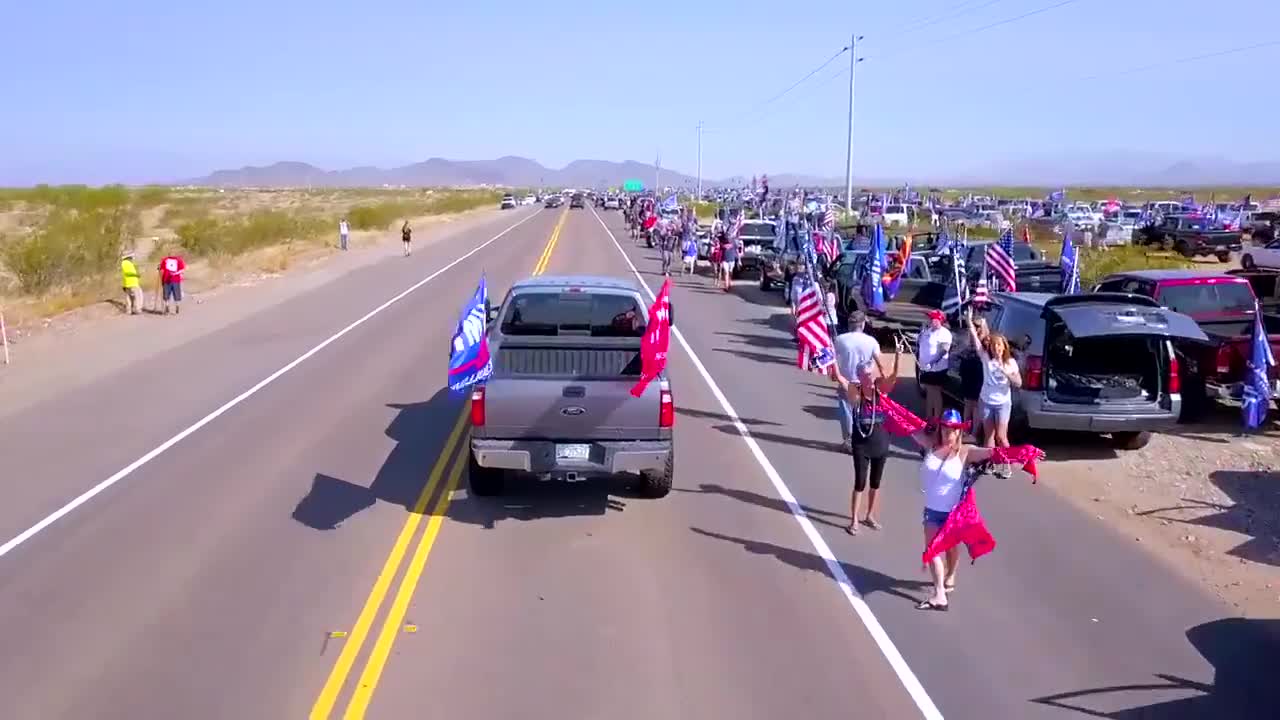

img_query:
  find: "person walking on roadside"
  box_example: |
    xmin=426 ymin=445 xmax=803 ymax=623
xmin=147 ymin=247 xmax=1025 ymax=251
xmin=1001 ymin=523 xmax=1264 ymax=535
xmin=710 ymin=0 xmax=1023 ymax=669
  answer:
xmin=718 ymin=230 xmax=739 ymax=292
xmin=959 ymin=315 xmax=990 ymax=438
xmin=401 ymin=220 xmax=412 ymax=256
xmin=902 ymin=409 xmax=1043 ymax=610
xmin=120 ymin=250 xmax=143 ymax=315
xmin=966 ymin=308 xmax=1022 ymax=478
xmin=830 ymin=311 xmax=899 ymax=534
xmin=157 ymin=252 xmax=186 ymax=315
xmin=916 ymin=308 xmax=952 ymax=423
xmin=339 ymin=217 xmax=350 ymax=251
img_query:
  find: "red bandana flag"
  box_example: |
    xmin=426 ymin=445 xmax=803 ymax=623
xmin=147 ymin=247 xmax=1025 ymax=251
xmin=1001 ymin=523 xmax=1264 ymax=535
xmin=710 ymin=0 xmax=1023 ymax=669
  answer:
xmin=630 ymin=278 xmax=672 ymax=397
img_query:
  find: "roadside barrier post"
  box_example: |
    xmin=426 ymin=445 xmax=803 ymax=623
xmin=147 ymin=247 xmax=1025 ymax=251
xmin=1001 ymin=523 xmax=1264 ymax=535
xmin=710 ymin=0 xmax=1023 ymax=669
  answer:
xmin=1 ymin=309 xmax=9 ymax=365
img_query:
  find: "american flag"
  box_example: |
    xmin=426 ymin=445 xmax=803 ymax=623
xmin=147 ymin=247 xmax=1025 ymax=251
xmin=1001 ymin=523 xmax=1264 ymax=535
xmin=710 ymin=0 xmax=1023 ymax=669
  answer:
xmin=795 ymin=282 xmax=835 ymax=373
xmin=815 ymin=231 xmax=839 ymax=265
xmin=822 ymin=206 xmax=836 ymax=230
xmin=987 ymin=228 xmax=1017 ymax=292
xmin=972 ymin=266 xmax=989 ymax=306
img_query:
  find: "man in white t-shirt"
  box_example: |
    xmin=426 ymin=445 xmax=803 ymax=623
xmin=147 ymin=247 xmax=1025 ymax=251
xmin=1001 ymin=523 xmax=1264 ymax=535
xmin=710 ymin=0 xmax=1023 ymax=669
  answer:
xmin=916 ymin=308 xmax=952 ymax=423
xmin=338 ymin=217 xmax=350 ymax=251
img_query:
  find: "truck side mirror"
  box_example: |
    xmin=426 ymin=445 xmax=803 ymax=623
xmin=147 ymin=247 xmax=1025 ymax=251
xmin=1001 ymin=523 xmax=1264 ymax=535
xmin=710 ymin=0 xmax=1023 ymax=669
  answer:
xmin=486 ymin=301 xmax=499 ymax=324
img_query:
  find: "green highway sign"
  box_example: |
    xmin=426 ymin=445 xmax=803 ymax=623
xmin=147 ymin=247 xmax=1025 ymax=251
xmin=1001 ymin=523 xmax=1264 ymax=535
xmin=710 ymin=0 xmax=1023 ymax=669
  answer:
xmin=623 ymin=179 xmax=644 ymax=192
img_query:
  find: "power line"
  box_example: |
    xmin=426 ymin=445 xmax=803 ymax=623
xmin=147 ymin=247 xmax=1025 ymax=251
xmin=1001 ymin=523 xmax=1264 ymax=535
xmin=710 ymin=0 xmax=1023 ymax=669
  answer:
xmin=1076 ymin=38 xmax=1280 ymax=82
xmin=863 ymin=0 xmax=1081 ymax=63
xmin=704 ymin=46 xmax=849 ymax=133
xmin=876 ymin=0 xmax=1009 ymax=44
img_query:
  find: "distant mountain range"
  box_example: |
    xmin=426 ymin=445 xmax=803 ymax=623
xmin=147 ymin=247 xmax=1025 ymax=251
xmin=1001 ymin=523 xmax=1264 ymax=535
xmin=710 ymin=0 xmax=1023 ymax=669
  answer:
xmin=181 ymin=153 xmax=1280 ymax=190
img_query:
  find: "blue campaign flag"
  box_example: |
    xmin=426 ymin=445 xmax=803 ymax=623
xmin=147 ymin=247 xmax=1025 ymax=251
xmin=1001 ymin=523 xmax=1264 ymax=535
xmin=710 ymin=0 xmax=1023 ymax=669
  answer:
xmin=862 ymin=223 xmax=886 ymax=312
xmin=659 ymin=194 xmax=678 ymax=211
xmin=447 ymin=275 xmax=494 ymax=392
xmin=1060 ymin=228 xmax=1081 ymax=294
xmin=1242 ymin=310 xmax=1277 ymax=430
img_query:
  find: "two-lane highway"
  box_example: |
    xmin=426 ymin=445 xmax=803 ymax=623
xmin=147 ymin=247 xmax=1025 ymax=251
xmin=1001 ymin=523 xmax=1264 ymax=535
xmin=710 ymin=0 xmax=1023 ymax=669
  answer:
xmin=0 ymin=203 xmax=1275 ymax=719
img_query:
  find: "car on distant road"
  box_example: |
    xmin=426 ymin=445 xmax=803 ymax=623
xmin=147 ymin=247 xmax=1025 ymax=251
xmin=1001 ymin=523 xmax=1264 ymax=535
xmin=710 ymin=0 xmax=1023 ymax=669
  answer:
xmin=522 ymin=194 xmax=537 ymax=206
xmin=501 ymin=194 xmax=517 ymax=210
xmin=544 ymin=195 xmax=563 ymax=209
xmin=467 ymin=275 xmax=675 ymax=498
xmin=603 ymin=195 xmax=620 ymax=210
xmin=570 ymin=193 xmax=586 ymax=209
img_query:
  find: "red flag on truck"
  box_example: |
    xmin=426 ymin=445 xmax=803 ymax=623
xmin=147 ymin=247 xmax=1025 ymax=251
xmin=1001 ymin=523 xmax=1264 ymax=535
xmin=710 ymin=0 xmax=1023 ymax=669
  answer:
xmin=630 ymin=278 xmax=672 ymax=397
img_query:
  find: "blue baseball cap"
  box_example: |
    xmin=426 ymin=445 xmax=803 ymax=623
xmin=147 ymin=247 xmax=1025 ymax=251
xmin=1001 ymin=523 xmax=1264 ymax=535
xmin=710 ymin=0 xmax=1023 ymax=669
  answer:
xmin=939 ymin=408 xmax=966 ymax=429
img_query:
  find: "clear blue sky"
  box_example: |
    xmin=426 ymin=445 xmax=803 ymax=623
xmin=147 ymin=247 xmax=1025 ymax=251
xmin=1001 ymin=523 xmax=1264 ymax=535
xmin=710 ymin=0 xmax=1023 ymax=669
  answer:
xmin=2 ymin=0 xmax=1276 ymax=185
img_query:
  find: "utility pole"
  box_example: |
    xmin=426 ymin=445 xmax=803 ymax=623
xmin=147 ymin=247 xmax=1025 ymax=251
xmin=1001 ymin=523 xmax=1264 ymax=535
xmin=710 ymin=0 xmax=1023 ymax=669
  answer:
xmin=655 ymin=150 xmax=662 ymax=193
xmin=696 ymin=121 xmax=703 ymax=199
xmin=844 ymin=33 xmax=863 ymax=213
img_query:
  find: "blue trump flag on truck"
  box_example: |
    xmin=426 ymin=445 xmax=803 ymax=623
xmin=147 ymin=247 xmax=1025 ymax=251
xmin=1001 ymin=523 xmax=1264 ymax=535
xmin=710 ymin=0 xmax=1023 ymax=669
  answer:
xmin=1242 ymin=309 xmax=1276 ymax=430
xmin=448 ymin=274 xmax=494 ymax=392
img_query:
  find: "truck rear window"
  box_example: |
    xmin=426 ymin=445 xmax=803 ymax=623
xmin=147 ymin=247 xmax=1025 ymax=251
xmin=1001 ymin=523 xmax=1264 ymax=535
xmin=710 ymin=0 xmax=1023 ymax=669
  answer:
xmin=1159 ymin=282 xmax=1256 ymax=315
xmin=500 ymin=292 xmax=646 ymax=337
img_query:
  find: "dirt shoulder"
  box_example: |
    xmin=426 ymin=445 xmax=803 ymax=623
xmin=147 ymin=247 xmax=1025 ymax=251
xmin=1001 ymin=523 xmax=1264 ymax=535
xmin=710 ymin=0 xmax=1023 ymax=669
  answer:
xmin=891 ymin=354 xmax=1278 ymax=618
xmin=0 ymin=207 xmax=514 ymax=421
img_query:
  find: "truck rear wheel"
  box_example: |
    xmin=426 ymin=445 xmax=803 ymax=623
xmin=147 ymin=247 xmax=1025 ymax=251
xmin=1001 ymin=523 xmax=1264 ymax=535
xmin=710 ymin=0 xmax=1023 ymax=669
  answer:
xmin=639 ymin=453 xmax=674 ymax=498
xmin=468 ymin=452 xmax=505 ymax=496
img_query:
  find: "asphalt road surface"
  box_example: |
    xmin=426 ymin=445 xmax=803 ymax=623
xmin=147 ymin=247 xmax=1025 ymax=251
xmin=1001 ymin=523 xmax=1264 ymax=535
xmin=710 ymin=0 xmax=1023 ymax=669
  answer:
xmin=0 ymin=204 xmax=1275 ymax=719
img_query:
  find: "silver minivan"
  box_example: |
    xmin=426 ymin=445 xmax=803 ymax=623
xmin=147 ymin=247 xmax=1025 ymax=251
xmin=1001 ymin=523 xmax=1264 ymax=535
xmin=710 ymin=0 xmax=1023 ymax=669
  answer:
xmin=942 ymin=292 xmax=1209 ymax=450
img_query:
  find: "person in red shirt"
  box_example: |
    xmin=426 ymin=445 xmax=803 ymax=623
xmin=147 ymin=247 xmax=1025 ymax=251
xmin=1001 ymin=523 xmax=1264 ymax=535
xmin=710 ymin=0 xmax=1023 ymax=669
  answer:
xmin=157 ymin=253 xmax=186 ymax=315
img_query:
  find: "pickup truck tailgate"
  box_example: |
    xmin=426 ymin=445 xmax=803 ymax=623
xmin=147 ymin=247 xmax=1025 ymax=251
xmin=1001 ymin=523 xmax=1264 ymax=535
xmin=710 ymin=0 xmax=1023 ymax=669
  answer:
xmin=483 ymin=346 xmax=664 ymax=441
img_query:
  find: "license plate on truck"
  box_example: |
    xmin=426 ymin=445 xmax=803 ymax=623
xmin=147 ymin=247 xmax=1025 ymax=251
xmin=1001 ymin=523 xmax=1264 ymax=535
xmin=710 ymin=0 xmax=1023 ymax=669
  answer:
xmin=556 ymin=444 xmax=591 ymax=461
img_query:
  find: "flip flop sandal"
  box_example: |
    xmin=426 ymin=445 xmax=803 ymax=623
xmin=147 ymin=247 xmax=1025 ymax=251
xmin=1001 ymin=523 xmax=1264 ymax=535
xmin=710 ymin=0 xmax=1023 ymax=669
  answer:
xmin=915 ymin=599 xmax=949 ymax=611
xmin=845 ymin=523 xmax=859 ymax=536
xmin=944 ymin=583 xmax=957 ymax=593
xmin=865 ymin=518 xmax=883 ymax=530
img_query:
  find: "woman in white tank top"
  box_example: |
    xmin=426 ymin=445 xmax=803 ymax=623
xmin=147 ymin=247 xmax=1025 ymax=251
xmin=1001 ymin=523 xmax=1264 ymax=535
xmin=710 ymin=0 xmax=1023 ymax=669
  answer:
xmin=906 ymin=407 xmax=1008 ymax=611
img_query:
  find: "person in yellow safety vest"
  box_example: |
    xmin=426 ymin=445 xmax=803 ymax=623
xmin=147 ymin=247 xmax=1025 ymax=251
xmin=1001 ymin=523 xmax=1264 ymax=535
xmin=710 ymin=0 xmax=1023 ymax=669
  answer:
xmin=120 ymin=250 xmax=143 ymax=315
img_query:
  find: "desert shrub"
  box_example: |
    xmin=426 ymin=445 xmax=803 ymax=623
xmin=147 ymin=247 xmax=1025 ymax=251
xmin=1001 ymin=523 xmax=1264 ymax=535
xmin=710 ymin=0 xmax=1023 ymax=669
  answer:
xmin=0 ymin=202 xmax=138 ymax=293
xmin=174 ymin=211 xmax=328 ymax=259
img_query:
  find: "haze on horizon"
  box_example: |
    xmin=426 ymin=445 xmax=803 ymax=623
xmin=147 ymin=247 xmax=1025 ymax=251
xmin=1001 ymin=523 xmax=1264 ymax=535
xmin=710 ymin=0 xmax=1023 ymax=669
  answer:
xmin=3 ymin=0 xmax=1277 ymax=186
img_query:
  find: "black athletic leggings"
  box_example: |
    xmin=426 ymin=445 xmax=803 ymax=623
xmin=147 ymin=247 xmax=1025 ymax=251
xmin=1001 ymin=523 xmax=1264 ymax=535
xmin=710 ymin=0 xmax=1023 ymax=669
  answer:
xmin=851 ymin=447 xmax=887 ymax=492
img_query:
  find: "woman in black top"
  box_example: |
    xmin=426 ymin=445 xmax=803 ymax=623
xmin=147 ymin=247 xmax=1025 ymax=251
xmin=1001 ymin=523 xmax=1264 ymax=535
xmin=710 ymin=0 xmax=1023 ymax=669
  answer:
xmin=832 ymin=336 xmax=904 ymax=534
xmin=959 ymin=316 xmax=989 ymax=439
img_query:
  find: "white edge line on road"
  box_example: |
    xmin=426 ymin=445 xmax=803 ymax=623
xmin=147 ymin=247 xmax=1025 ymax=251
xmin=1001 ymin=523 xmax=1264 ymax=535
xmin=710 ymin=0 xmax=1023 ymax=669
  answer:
xmin=0 ymin=208 xmax=545 ymax=561
xmin=590 ymin=208 xmax=944 ymax=720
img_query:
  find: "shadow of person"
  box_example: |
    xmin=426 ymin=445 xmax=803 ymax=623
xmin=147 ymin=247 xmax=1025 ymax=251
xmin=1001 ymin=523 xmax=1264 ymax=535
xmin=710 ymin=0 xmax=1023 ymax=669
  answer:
xmin=445 ymin=474 xmax=634 ymax=530
xmin=1028 ymin=618 xmax=1280 ymax=718
xmin=291 ymin=386 xmax=463 ymax=530
xmin=689 ymin=526 xmax=931 ymax=604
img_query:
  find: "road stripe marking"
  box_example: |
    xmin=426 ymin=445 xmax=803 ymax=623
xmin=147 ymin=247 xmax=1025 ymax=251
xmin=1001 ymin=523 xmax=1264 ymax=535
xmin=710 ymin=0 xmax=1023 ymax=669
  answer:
xmin=329 ymin=202 xmax=566 ymax=714
xmin=308 ymin=409 xmax=469 ymax=720
xmin=534 ymin=209 xmax=568 ymax=275
xmin=342 ymin=447 xmax=466 ymax=718
xmin=589 ymin=207 xmax=945 ymax=720
xmin=0 ymin=208 xmax=543 ymax=562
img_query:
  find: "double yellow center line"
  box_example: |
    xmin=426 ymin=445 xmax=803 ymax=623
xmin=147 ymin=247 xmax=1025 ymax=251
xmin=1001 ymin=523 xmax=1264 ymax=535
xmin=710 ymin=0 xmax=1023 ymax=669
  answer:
xmin=309 ymin=206 xmax=569 ymax=719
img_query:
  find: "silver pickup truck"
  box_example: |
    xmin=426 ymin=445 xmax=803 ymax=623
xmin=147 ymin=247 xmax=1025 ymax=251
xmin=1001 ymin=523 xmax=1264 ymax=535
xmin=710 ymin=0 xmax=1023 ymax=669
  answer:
xmin=467 ymin=275 xmax=675 ymax=497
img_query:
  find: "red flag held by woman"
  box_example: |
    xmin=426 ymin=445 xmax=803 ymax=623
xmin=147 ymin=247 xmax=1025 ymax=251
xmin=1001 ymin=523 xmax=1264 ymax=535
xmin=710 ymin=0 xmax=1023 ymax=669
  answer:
xmin=630 ymin=279 xmax=671 ymax=397
xmin=923 ymin=487 xmax=996 ymax=565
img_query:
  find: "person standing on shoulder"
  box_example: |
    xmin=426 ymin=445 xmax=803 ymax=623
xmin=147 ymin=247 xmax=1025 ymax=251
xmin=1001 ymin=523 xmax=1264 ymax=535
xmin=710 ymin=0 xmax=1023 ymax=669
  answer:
xmin=967 ymin=307 xmax=1021 ymax=478
xmin=401 ymin=220 xmax=412 ymax=256
xmin=916 ymin=308 xmax=952 ymax=424
xmin=339 ymin=217 xmax=350 ymax=251
xmin=719 ymin=230 xmax=739 ymax=292
xmin=157 ymin=252 xmax=186 ymax=315
xmin=120 ymin=250 xmax=143 ymax=315
xmin=829 ymin=311 xmax=896 ymax=533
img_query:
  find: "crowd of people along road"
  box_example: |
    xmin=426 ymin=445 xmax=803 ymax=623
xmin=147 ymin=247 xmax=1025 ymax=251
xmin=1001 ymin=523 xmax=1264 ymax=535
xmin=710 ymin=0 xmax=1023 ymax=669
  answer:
xmin=824 ymin=300 xmax=1042 ymax=611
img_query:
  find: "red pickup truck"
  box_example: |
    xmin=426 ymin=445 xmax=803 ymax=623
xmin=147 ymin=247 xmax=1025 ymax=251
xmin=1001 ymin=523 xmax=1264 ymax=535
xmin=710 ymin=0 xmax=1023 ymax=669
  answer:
xmin=1094 ymin=270 xmax=1280 ymax=417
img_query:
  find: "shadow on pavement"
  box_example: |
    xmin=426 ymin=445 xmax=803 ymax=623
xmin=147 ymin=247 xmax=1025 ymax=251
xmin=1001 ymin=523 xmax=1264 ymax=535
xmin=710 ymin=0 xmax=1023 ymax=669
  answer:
xmin=739 ymin=313 xmax=796 ymax=336
xmin=676 ymin=482 xmax=850 ymax=531
xmin=445 ymin=475 xmax=635 ymax=529
xmin=707 ymin=422 xmax=846 ymax=455
xmin=1133 ymin=470 xmax=1280 ymax=567
xmin=1029 ymin=618 xmax=1280 ymax=717
xmin=712 ymin=347 xmax=795 ymax=367
xmin=714 ymin=330 xmax=796 ymax=352
xmin=291 ymin=387 xmax=462 ymax=530
xmin=690 ymin=527 xmax=931 ymax=604
xmin=676 ymin=405 xmax=782 ymax=427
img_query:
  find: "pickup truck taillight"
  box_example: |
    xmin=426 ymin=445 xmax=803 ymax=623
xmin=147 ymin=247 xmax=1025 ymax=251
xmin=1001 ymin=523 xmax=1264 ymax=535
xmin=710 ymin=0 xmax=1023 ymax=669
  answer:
xmin=1168 ymin=350 xmax=1181 ymax=394
xmin=659 ymin=386 xmax=674 ymax=428
xmin=470 ymin=386 xmax=486 ymax=426
xmin=1024 ymin=355 xmax=1044 ymax=391
xmin=1215 ymin=344 xmax=1232 ymax=375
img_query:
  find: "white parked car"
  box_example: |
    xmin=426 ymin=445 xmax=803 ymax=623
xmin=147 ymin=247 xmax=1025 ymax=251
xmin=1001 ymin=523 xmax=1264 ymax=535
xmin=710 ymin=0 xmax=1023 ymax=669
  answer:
xmin=1099 ymin=208 xmax=1145 ymax=246
xmin=1241 ymin=238 xmax=1280 ymax=270
xmin=522 ymin=194 xmax=537 ymax=205
xmin=501 ymin=195 xmax=517 ymax=209
xmin=881 ymin=203 xmax=912 ymax=226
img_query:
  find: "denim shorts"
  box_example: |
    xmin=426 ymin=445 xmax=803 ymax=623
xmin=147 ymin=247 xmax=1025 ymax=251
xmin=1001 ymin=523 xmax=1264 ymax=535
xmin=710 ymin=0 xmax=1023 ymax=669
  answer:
xmin=836 ymin=397 xmax=853 ymax=440
xmin=979 ymin=402 xmax=1011 ymax=426
xmin=922 ymin=507 xmax=951 ymax=527
xmin=163 ymin=282 xmax=183 ymax=302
